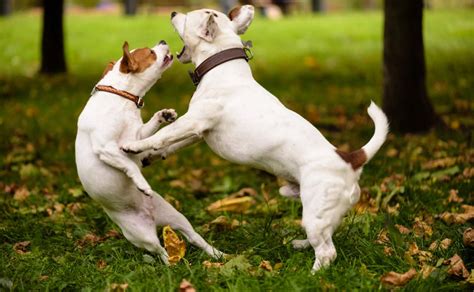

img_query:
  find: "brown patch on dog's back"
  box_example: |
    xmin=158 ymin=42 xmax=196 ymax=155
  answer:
xmin=228 ymin=6 xmax=241 ymax=20
xmin=335 ymin=149 xmax=367 ymax=170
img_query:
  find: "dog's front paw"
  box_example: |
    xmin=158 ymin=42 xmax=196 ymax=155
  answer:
xmin=157 ymin=109 xmax=177 ymax=123
xmin=121 ymin=142 xmax=144 ymax=154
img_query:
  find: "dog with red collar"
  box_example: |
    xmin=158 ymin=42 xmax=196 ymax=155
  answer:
xmin=75 ymin=41 xmax=223 ymax=264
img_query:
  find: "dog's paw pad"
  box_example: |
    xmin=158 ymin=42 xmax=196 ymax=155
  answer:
xmin=158 ymin=109 xmax=177 ymax=123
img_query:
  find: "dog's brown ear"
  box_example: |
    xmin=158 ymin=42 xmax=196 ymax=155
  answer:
xmin=229 ymin=5 xmax=254 ymax=35
xmin=101 ymin=61 xmax=116 ymax=78
xmin=120 ymin=41 xmax=138 ymax=73
xmin=228 ymin=6 xmax=241 ymax=20
xmin=198 ymin=14 xmax=219 ymax=42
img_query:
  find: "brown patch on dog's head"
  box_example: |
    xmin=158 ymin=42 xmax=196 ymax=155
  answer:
xmin=119 ymin=41 xmax=157 ymax=74
xmin=335 ymin=149 xmax=367 ymax=170
xmin=228 ymin=6 xmax=241 ymax=20
xmin=101 ymin=61 xmax=116 ymax=78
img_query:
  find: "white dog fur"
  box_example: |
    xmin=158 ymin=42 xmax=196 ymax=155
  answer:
xmin=122 ymin=6 xmax=389 ymax=272
xmin=75 ymin=41 xmax=223 ymax=264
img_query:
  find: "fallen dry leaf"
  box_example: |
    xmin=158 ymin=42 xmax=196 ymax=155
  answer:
xmin=406 ymin=242 xmax=419 ymax=256
xmin=413 ymin=217 xmax=433 ymax=238
xmin=354 ymin=189 xmax=378 ymax=214
xmin=384 ymin=246 xmax=394 ymax=256
xmin=447 ymin=189 xmax=463 ymax=203
xmin=110 ymin=283 xmax=128 ymax=292
xmin=386 ymin=203 xmax=400 ymax=215
xmin=203 ymin=216 xmax=242 ymax=232
xmin=421 ymin=265 xmax=436 ymax=279
xmin=259 ymin=260 xmax=273 ymax=272
xmin=380 ymin=268 xmax=417 ymax=287
xmin=38 ymin=275 xmax=49 ymax=281
xmin=97 ymin=259 xmax=107 ymax=270
xmin=443 ymin=254 xmax=469 ymax=279
xmin=386 ymin=148 xmax=398 ymax=158
xmin=467 ymin=269 xmax=474 ymax=285
xmin=76 ymin=230 xmax=120 ymax=248
xmin=179 ymin=279 xmax=196 ymax=292
xmin=203 ymin=260 xmax=224 ymax=269
xmin=13 ymin=186 xmax=30 ymax=202
xmin=439 ymin=238 xmax=452 ymax=250
xmin=375 ymin=229 xmax=390 ymax=245
xmin=438 ymin=204 xmax=474 ymax=224
xmin=163 ymin=225 xmax=186 ymax=265
xmin=463 ymin=228 xmax=474 ymax=248
xmin=13 ymin=241 xmax=31 ymax=254
xmin=422 ymin=157 xmax=457 ymax=170
xmin=206 ymin=188 xmax=257 ymax=214
xmin=395 ymin=224 xmax=411 ymax=235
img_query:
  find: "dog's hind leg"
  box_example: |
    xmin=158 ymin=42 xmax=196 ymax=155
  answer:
xmin=150 ymin=193 xmax=224 ymax=259
xmin=300 ymin=180 xmax=346 ymax=272
xmin=106 ymin=209 xmax=170 ymax=265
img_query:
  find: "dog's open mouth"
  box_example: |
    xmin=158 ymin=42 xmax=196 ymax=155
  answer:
xmin=162 ymin=53 xmax=173 ymax=67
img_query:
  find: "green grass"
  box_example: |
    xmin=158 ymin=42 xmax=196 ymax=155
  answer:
xmin=1 ymin=9 xmax=473 ymax=291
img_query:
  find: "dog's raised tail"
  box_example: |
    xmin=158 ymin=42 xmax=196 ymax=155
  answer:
xmin=336 ymin=101 xmax=388 ymax=170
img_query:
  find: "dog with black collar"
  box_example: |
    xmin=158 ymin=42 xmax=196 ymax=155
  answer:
xmin=121 ymin=6 xmax=389 ymax=272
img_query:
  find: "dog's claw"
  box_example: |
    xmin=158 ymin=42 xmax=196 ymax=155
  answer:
xmin=121 ymin=145 xmax=142 ymax=154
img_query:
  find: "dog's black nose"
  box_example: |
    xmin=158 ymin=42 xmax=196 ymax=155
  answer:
xmin=159 ymin=40 xmax=166 ymax=45
xmin=171 ymin=11 xmax=177 ymax=19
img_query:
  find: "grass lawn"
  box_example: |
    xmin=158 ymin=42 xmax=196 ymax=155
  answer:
xmin=0 ymin=9 xmax=473 ymax=291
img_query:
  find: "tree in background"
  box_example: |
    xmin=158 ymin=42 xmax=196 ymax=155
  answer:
xmin=124 ymin=0 xmax=138 ymax=15
xmin=383 ymin=0 xmax=438 ymax=132
xmin=0 ymin=0 xmax=12 ymax=16
xmin=40 ymin=0 xmax=67 ymax=74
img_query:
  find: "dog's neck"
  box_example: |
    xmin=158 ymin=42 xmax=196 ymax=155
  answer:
xmin=196 ymin=58 xmax=253 ymax=89
xmin=96 ymin=68 xmax=157 ymax=98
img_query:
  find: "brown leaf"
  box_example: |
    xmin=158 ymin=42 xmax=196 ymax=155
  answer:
xmin=463 ymin=228 xmax=474 ymax=248
xmin=375 ymin=229 xmax=389 ymax=245
xmin=97 ymin=259 xmax=107 ymax=269
xmin=179 ymin=279 xmax=196 ymax=292
xmin=412 ymin=217 xmax=432 ymax=238
xmin=354 ymin=189 xmax=378 ymax=214
xmin=38 ymin=275 xmax=49 ymax=281
xmin=395 ymin=224 xmax=411 ymax=235
xmin=380 ymin=268 xmax=417 ymax=287
xmin=203 ymin=216 xmax=242 ymax=232
xmin=202 ymin=260 xmax=224 ymax=269
xmin=386 ymin=203 xmax=400 ymax=215
xmin=206 ymin=188 xmax=257 ymax=214
xmin=259 ymin=260 xmax=273 ymax=272
xmin=447 ymin=189 xmax=463 ymax=203
xmin=13 ymin=241 xmax=31 ymax=254
xmin=383 ymin=246 xmax=394 ymax=256
xmin=439 ymin=238 xmax=452 ymax=250
xmin=438 ymin=204 xmax=474 ymax=224
xmin=110 ymin=283 xmax=128 ymax=292
xmin=163 ymin=225 xmax=186 ymax=265
xmin=13 ymin=186 xmax=30 ymax=202
xmin=76 ymin=233 xmax=102 ymax=248
xmin=385 ymin=148 xmax=398 ymax=158
xmin=422 ymin=157 xmax=457 ymax=170
xmin=443 ymin=254 xmax=469 ymax=279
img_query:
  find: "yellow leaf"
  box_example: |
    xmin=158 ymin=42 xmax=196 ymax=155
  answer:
xmin=439 ymin=238 xmax=452 ymax=250
xmin=13 ymin=241 xmax=31 ymax=254
xmin=202 ymin=260 xmax=224 ymax=269
xmin=163 ymin=226 xmax=186 ymax=265
xmin=395 ymin=224 xmax=410 ymax=235
xmin=438 ymin=204 xmax=474 ymax=224
xmin=421 ymin=265 xmax=436 ymax=279
xmin=447 ymin=189 xmax=463 ymax=203
xmin=380 ymin=268 xmax=417 ymax=287
xmin=206 ymin=188 xmax=257 ymax=213
xmin=13 ymin=186 xmax=30 ymax=202
xmin=412 ymin=217 xmax=433 ymax=238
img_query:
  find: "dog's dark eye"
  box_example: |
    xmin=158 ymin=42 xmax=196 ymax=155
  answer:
xmin=150 ymin=49 xmax=155 ymax=55
xmin=205 ymin=11 xmax=210 ymax=14
xmin=213 ymin=13 xmax=218 ymax=17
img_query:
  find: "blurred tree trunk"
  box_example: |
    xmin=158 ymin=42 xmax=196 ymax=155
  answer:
xmin=124 ymin=0 xmax=138 ymax=15
xmin=383 ymin=0 xmax=437 ymax=132
xmin=311 ymin=0 xmax=324 ymax=12
xmin=40 ymin=0 xmax=67 ymax=74
xmin=0 ymin=0 xmax=12 ymax=16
